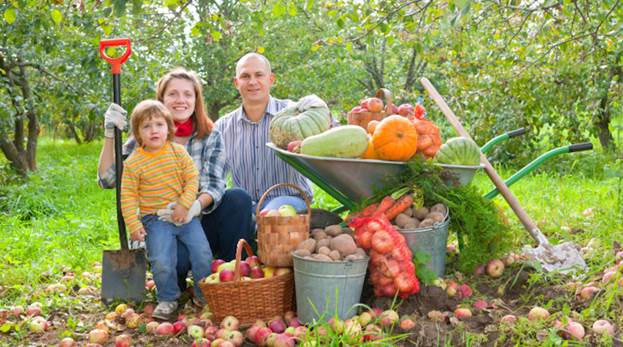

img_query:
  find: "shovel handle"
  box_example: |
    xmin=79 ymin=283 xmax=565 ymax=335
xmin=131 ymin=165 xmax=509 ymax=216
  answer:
xmin=420 ymin=77 xmax=548 ymax=246
xmin=99 ymin=38 xmax=132 ymax=74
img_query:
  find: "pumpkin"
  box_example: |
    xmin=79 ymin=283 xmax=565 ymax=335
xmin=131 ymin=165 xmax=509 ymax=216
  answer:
xmin=371 ymin=115 xmax=419 ymax=161
xmin=367 ymin=120 xmax=379 ymax=134
xmin=411 ymin=118 xmax=442 ymax=159
xmin=269 ymin=102 xmax=331 ymax=149
xmin=360 ymin=135 xmax=379 ymax=159
xmin=435 ymin=137 xmax=481 ymax=165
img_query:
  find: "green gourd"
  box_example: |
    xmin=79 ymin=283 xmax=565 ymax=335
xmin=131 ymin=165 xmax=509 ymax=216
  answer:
xmin=300 ymin=125 xmax=369 ymax=158
xmin=269 ymin=104 xmax=331 ymax=149
xmin=435 ymin=137 xmax=481 ymax=166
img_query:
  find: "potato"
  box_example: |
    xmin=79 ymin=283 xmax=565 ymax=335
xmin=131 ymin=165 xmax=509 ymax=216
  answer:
xmin=312 ymin=230 xmax=328 ymax=240
xmin=318 ymin=246 xmax=331 ymax=256
xmin=430 ymin=203 xmax=447 ymax=216
xmin=395 ymin=213 xmax=413 ymax=228
xmin=311 ymin=228 xmax=325 ymax=234
xmin=324 ymin=225 xmax=343 ymax=237
xmin=329 ymin=234 xmax=358 ymax=257
xmin=427 ymin=211 xmax=445 ymax=223
xmin=328 ymin=250 xmax=342 ymax=261
xmin=345 ymin=254 xmax=365 ymax=261
xmin=419 ymin=218 xmax=434 ymax=228
xmin=298 ymin=238 xmax=316 ymax=254
xmin=354 ymin=248 xmax=367 ymax=257
xmin=316 ymin=238 xmax=331 ymax=252
xmin=312 ymin=253 xmax=333 ymax=262
xmin=403 ymin=220 xmax=419 ymax=229
xmin=403 ymin=207 xmax=413 ymax=217
xmin=293 ymin=249 xmax=311 ymax=257
xmin=413 ymin=207 xmax=429 ymax=220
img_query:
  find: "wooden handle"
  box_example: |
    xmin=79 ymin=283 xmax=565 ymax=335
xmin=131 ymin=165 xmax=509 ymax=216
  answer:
xmin=420 ymin=77 xmax=547 ymax=245
xmin=375 ymin=88 xmax=394 ymax=114
xmin=233 ymin=239 xmax=255 ymax=281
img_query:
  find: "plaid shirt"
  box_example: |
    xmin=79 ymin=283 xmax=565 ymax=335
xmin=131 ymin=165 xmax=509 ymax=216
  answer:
xmin=98 ymin=129 xmax=227 ymax=214
xmin=215 ymin=96 xmax=313 ymax=204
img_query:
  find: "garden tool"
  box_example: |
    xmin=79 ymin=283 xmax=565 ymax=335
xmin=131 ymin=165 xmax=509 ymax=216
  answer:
xmin=99 ymin=38 xmax=146 ymax=304
xmin=420 ymin=77 xmax=586 ymax=272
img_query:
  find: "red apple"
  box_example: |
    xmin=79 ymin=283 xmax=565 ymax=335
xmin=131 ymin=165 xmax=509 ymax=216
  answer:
xmin=397 ymin=103 xmax=414 ymax=117
xmin=286 ymin=140 xmax=302 ymax=153
xmin=414 ymin=104 xmax=426 ymax=119
xmin=155 ymin=322 xmax=175 ymax=336
xmin=500 ymin=314 xmax=517 ymax=325
xmin=59 ymin=337 xmax=76 ymax=347
xmin=360 ymin=98 xmax=370 ymax=109
xmin=145 ymin=279 xmax=156 ymax=290
xmin=254 ymin=327 xmax=272 ymax=346
xmin=173 ymin=320 xmax=186 ymax=334
xmin=88 ymin=329 xmax=109 ymax=344
xmin=486 ymin=259 xmax=505 ymax=277
xmin=528 ymin=306 xmax=550 ymax=321
xmin=114 ymin=334 xmax=131 ymax=347
xmin=287 ymin=317 xmax=302 ymax=328
xmin=268 ymin=318 xmax=287 ymax=334
xmin=211 ymin=259 xmax=226 ymax=274
xmin=246 ymin=325 xmax=260 ymax=343
xmin=577 ymin=286 xmax=600 ymax=302
xmin=454 ymin=307 xmax=472 ymax=320
xmin=250 ymin=267 xmax=265 ymax=279
xmin=191 ymin=338 xmax=210 ymax=347
xmin=367 ymin=97 xmax=384 ymax=112
xmin=26 ymin=303 xmax=42 ymax=316
xmin=592 ymin=319 xmax=615 ymax=336
xmin=473 ymin=299 xmax=488 ymax=311
xmin=457 ymin=284 xmax=473 ymax=299
xmin=219 ymin=269 xmax=235 ymax=282
xmin=399 ymin=315 xmax=416 ymax=330
xmin=379 ymin=310 xmax=399 ymax=327
xmin=446 ymin=280 xmax=458 ymax=297
xmin=28 ymin=316 xmax=49 ymax=333
xmin=246 ymin=256 xmax=261 ymax=267
xmin=351 ymin=105 xmax=367 ymax=113
xmin=564 ymin=321 xmax=585 ymax=340
xmin=238 ymin=262 xmax=251 ymax=277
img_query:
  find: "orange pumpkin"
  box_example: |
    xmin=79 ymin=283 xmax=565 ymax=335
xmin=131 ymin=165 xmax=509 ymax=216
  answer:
xmin=367 ymin=120 xmax=379 ymax=134
xmin=360 ymin=135 xmax=379 ymax=159
xmin=372 ymin=115 xmax=418 ymax=161
xmin=412 ymin=118 xmax=442 ymax=158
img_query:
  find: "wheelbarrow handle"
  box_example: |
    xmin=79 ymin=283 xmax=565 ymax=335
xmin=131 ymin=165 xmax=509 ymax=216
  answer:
xmin=569 ymin=142 xmax=593 ymax=153
xmin=100 ymin=38 xmax=132 ymax=250
xmin=420 ymin=77 xmax=547 ymax=245
xmin=507 ymin=127 xmax=526 ymax=138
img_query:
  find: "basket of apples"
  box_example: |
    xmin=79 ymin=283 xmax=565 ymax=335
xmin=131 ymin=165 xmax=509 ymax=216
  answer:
xmin=256 ymin=183 xmax=311 ymax=267
xmin=347 ymin=88 xmax=395 ymax=129
xmin=199 ymin=239 xmax=295 ymax=326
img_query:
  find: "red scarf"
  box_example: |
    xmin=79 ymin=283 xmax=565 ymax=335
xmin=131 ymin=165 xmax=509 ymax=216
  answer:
xmin=174 ymin=118 xmax=194 ymax=137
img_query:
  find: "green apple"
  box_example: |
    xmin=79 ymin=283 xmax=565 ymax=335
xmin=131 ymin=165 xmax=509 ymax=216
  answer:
xmin=278 ymin=204 xmax=297 ymax=217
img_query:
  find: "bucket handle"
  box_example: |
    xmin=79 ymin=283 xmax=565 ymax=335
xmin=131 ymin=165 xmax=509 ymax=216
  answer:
xmin=375 ymin=88 xmax=394 ymax=115
xmin=255 ymin=183 xmax=312 ymax=218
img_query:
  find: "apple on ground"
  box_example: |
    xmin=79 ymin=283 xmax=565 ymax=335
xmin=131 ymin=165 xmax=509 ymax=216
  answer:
xmin=58 ymin=337 xmax=76 ymax=347
xmin=379 ymin=310 xmax=399 ymax=327
xmin=269 ymin=318 xmax=287 ymax=334
xmin=592 ymin=319 xmax=615 ymax=336
xmin=220 ymin=315 xmax=240 ymax=331
xmin=188 ymin=324 xmax=204 ymax=339
xmin=155 ymin=322 xmax=175 ymax=336
xmin=486 ymin=259 xmax=505 ymax=277
xmin=528 ymin=306 xmax=550 ymax=321
xmin=500 ymin=314 xmax=517 ymax=325
xmin=191 ymin=338 xmax=210 ymax=347
xmin=88 ymin=329 xmax=109 ymax=344
xmin=454 ymin=307 xmax=472 ymax=320
xmin=114 ymin=334 xmax=132 ymax=347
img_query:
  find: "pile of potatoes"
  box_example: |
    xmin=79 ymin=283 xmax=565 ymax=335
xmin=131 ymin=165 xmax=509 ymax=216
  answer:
xmin=393 ymin=203 xmax=448 ymax=229
xmin=293 ymin=224 xmax=367 ymax=262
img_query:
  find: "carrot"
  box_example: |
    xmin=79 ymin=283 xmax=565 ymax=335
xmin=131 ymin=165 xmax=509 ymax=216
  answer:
xmin=384 ymin=194 xmax=414 ymax=221
xmin=359 ymin=202 xmax=380 ymax=217
xmin=373 ymin=196 xmax=396 ymax=216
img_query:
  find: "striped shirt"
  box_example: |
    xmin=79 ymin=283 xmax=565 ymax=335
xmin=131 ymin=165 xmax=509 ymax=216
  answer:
xmin=121 ymin=142 xmax=198 ymax=233
xmin=99 ymin=128 xmax=227 ymax=214
xmin=215 ymin=96 xmax=313 ymax=203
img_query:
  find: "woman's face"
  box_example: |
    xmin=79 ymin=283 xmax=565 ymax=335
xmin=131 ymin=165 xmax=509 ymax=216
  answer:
xmin=162 ymin=78 xmax=196 ymax=122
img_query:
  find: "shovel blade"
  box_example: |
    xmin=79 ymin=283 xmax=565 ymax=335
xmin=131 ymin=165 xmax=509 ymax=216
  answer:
xmin=101 ymin=248 xmax=147 ymax=305
xmin=523 ymin=242 xmax=586 ymax=273
xmin=310 ymin=208 xmax=343 ymax=229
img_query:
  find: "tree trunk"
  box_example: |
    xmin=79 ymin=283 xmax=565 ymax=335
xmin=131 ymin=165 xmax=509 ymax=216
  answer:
xmin=596 ymin=94 xmax=614 ymax=151
xmin=67 ymin=123 xmax=83 ymax=144
xmin=0 ymin=135 xmax=30 ymax=175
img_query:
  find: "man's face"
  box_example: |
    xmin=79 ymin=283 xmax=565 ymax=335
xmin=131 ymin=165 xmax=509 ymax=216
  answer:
xmin=234 ymin=57 xmax=274 ymax=104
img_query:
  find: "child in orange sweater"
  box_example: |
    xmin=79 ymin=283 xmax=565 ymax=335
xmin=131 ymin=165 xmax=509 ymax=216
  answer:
xmin=121 ymin=100 xmax=212 ymax=320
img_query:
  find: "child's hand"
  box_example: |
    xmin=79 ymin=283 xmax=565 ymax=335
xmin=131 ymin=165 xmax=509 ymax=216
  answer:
xmin=130 ymin=228 xmax=146 ymax=241
xmin=172 ymin=204 xmax=189 ymax=223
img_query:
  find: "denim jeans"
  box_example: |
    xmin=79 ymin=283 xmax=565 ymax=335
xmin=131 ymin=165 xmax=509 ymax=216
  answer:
xmin=143 ymin=214 xmax=212 ymax=302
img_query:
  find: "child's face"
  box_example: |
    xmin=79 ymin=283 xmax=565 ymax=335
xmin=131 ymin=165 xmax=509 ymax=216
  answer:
xmin=139 ymin=115 xmax=168 ymax=151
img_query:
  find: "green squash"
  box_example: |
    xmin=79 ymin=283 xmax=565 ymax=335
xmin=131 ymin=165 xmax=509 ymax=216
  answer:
xmin=269 ymin=103 xmax=331 ymax=149
xmin=300 ymin=125 xmax=369 ymax=158
xmin=435 ymin=137 xmax=481 ymax=166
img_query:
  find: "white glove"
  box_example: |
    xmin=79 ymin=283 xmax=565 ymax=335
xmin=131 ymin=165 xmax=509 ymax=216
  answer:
xmin=297 ymin=94 xmax=327 ymax=112
xmin=156 ymin=200 xmax=202 ymax=226
xmin=104 ymin=103 xmax=128 ymax=138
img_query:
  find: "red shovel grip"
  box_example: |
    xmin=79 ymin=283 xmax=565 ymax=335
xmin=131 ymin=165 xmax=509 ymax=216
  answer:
xmin=99 ymin=38 xmax=132 ymax=74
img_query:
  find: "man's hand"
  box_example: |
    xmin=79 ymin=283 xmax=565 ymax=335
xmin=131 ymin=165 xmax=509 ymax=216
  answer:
xmin=104 ymin=103 xmax=128 ymax=138
xmin=157 ymin=200 xmax=202 ymax=226
xmin=130 ymin=227 xmax=146 ymax=241
xmin=297 ymin=94 xmax=327 ymax=112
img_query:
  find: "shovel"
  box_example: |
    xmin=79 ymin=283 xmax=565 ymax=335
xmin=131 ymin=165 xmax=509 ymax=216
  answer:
xmin=420 ymin=77 xmax=586 ymax=272
xmin=99 ymin=39 xmax=146 ymax=304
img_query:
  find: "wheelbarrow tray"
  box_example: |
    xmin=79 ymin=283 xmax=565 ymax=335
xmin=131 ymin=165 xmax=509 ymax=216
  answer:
xmin=267 ymin=143 xmax=483 ymax=207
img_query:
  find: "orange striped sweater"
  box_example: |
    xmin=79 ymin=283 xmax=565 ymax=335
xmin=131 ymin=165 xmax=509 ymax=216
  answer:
xmin=121 ymin=141 xmax=198 ymax=233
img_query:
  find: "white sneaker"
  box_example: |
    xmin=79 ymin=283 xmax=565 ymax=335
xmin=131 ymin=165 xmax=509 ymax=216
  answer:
xmin=152 ymin=301 xmax=178 ymax=321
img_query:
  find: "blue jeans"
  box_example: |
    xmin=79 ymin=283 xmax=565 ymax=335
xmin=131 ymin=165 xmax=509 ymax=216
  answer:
xmin=143 ymin=215 xmax=212 ymax=302
xmin=177 ymin=188 xmax=254 ymax=290
xmin=255 ymin=195 xmax=308 ymax=214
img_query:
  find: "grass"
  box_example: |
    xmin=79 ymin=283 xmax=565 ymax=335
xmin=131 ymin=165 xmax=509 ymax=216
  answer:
xmin=0 ymin=138 xmax=621 ymax=345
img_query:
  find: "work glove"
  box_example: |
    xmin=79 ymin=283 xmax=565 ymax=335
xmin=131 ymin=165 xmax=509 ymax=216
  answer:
xmin=296 ymin=94 xmax=328 ymax=112
xmin=104 ymin=103 xmax=128 ymax=138
xmin=156 ymin=200 xmax=202 ymax=226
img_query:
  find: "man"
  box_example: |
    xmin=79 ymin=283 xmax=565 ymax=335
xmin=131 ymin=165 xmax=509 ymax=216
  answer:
xmin=215 ymin=53 xmax=318 ymax=212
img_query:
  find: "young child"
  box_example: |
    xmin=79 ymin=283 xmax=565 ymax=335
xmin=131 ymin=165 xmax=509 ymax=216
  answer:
xmin=120 ymin=99 xmax=212 ymax=320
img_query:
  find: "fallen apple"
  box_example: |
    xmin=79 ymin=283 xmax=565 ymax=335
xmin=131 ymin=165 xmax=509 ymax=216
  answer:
xmin=500 ymin=314 xmax=517 ymax=325
xmin=528 ymin=306 xmax=550 ymax=321
xmin=454 ymin=307 xmax=472 ymax=320
xmin=446 ymin=281 xmax=458 ymax=297
xmin=145 ymin=279 xmax=156 ymax=290
xmin=114 ymin=334 xmax=132 ymax=347
xmin=269 ymin=318 xmax=287 ymax=334
xmin=58 ymin=337 xmax=76 ymax=347
xmin=486 ymin=259 xmax=505 ymax=278
xmin=254 ymin=327 xmax=272 ymax=346
xmin=188 ymin=324 xmax=204 ymax=339
xmin=328 ymin=317 xmax=344 ymax=334
xmin=358 ymin=311 xmax=373 ymax=326
xmin=220 ymin=315 xmax=240 ymax=331
xmin=26 ymin=303 xmax=42 ymax=316
xmin=155 ymin=322 xmax=175 ymax=336
xmin=191 ymin=338 xmax=210 ymax=347
xmin=146 ymin=321 xmax=160 ymax=333
xmin=28 ymin=316 xmax=49 ymax=333
xmin=88 ymin=328 xmax=109 ymax=344
xmin=577 ymin=286 xmax=600 ymax=302
xmin=379 ymin=310 xmax=399 ymax=327
xmin=564 ymin=321 xmax=585 ymax=340
xmin=399 ymin=315 xmax=416 ymax=330
xmin=592 ymin=319 xmax=615 ymax=336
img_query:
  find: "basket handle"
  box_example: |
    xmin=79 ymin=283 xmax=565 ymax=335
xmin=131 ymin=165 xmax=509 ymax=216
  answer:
xmin=375 ymin=88 xmax=394 ymax=115
xmin=233 ymin=239 xmax=255 ymax=281
xmin=255 ymin=183 xmax=312 ymax=218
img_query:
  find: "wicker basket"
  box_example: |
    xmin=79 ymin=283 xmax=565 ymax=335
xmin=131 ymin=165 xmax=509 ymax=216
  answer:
xmin=256 ymin=183 xmax=311 ymax=267
xmin=199 ymin=239 xmax=295 ymax=326
xmin=347 ymin=88 xmax=394 ymax=129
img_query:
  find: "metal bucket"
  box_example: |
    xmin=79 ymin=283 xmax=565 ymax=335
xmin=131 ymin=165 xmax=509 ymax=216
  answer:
xmin=292 ymin=254 xmax=369 ymax=324
xmin=398 ymin=212 xmax=450 ymax=277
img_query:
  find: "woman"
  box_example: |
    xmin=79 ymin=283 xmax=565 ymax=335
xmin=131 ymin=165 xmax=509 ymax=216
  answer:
xmin=98 ymin=67 xmax=254 ymax=298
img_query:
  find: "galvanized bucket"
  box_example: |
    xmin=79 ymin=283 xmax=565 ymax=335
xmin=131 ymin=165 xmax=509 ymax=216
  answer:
xmin=398 ymin=211 xmax=450 ymax=277
xmin=292 ymin=254 xmax=369 ymax=324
